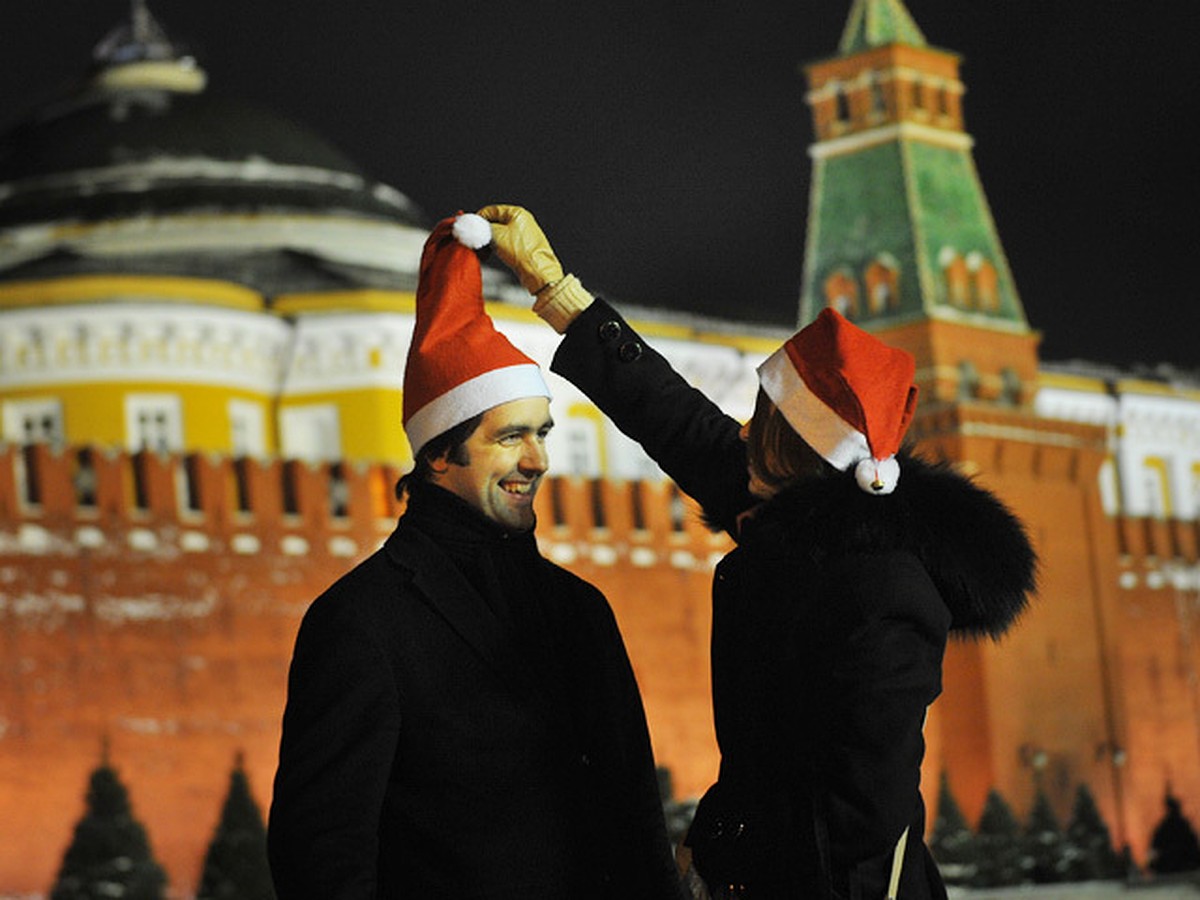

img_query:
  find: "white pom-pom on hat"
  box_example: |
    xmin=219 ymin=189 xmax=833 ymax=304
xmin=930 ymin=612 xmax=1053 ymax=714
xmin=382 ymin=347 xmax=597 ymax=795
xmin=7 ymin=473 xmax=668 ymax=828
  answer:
xmin=855 ymin=456 xmax=900 ymax=495
xmin=452 ymin=212 xmax=493 ymax=250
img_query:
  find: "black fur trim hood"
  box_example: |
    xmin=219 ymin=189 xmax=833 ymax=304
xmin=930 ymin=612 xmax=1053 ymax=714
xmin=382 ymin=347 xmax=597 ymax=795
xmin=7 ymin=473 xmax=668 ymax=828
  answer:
xmin=735 ymin=451 xmax=1038 ymax=639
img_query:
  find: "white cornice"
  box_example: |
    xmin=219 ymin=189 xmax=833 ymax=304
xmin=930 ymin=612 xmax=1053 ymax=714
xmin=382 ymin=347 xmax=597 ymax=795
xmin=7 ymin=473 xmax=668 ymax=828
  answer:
xmin=809 ymin=122 xmax=973 ymax=158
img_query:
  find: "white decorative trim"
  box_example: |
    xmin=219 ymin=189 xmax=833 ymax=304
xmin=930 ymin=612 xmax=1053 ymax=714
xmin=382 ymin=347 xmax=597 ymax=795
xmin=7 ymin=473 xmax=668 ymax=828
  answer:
xmin=809 ymin=121 xmax=973 ymax=159
xmin=757 ymin=347 xmax=870 ymax=471
xmin=404 ymin=363 xmax=550 ymax=455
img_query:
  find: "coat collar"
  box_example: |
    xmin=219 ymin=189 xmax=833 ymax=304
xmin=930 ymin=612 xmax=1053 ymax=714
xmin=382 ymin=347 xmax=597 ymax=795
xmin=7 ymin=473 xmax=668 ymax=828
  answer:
xmin=742 ymin=451 xmax=1038 ymax=639
xmin=383 ymin=522 xmax=538 ymax=690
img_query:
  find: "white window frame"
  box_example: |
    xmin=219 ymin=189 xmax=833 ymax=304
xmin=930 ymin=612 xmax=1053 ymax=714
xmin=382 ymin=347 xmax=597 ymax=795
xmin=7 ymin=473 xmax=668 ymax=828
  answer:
xmin=125 ymin=393 xmax=184 ymax=454
xmin=228 ymin=399 xmax=267 ymax=457
xmin=279 ymin=403 xmax=342 ymax=463
xmin=3 ymin=398 xmax=64 ymax=445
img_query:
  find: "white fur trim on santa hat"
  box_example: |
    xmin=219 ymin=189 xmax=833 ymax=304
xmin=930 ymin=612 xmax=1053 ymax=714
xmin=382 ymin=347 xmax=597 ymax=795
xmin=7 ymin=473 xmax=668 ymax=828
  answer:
xmin=404 ymin=363 xmax=550 ymax=456
xmin=452 ymin=213 xmax=493 ymax=250
xmin=759 ymin=347 xmax=902 ymax=496
xmin=758 ymin=346 xmax=869 ymax=471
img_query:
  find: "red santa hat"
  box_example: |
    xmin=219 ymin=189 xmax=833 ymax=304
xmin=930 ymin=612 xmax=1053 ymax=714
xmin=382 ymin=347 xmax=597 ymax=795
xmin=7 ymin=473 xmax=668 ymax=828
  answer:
xmin=757 ymin=308 xmax=918 ymax=495
xmin=402 ymin=212 xmax=550 ymax=456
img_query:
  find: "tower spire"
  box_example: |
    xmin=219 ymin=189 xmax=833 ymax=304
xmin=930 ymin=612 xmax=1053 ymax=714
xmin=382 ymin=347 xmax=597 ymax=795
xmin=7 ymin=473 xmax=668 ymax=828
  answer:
xmin=800 ymin=2 xmax=1040 ymax=409
xmin=89 ymin=0 xmax=206 ymax=94
xmin=839 ymin=0 xmax=927 ymax=54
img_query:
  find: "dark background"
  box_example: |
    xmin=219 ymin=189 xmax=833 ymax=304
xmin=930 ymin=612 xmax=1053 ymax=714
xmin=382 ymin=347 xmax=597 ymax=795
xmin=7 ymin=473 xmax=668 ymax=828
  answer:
xmin=2 ymin=2 xmax=1195 ymax=369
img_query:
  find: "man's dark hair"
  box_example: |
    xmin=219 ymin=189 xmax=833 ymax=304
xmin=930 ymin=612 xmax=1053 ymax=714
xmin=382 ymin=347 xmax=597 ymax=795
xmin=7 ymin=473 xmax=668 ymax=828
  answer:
xmin=395 ymin=412 xmax=484 ymax=500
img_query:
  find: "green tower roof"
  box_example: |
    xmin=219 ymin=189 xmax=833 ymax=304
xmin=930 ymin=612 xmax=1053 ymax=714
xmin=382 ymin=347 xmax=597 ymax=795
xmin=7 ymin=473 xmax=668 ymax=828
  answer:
xmin=839 ymin=0 xmax=927 ymax=53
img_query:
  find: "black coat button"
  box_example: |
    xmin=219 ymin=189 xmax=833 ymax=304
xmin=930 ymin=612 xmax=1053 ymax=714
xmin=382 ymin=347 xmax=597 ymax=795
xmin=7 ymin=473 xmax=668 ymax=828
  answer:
xmin=618 ymin=341 xmax=643 ymax=362
xmin=598 ymin=320 xmax=621 ymax=342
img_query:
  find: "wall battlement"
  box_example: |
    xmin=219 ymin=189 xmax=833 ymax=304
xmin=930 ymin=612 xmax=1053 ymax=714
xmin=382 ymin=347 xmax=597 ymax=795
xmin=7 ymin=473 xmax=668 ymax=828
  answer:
xmin=0 ymin=442 xmax=730 ymax=570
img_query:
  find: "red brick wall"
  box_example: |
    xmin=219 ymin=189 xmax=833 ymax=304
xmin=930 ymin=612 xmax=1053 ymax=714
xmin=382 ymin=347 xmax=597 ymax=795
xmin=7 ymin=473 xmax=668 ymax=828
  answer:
xmin=3 ymin=438 xmax=1199 ymax=894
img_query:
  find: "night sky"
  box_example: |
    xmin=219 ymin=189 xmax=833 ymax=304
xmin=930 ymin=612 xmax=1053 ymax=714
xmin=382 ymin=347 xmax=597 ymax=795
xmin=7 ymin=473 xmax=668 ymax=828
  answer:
xmin=1 ymin=2 xmax=1195 ymax=370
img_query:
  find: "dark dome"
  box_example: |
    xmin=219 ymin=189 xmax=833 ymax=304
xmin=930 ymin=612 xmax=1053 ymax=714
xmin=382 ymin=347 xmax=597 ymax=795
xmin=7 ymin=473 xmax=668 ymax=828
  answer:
xmin=0 ymin=66 xmax=425 ymax=229
xmin=1 ymin=90 xmax=366 ymax=180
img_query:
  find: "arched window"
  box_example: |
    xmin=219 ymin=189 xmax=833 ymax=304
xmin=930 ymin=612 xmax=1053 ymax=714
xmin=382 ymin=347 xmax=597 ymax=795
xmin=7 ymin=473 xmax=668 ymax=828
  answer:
xmin=973 ymin=258 xmax=1000 ymax=311
xmin=939 ymin=248 xmax=970 ymax=308
xmin=823 ymin=269 xmax=860 ymax=318
xmin=864 ymin=257 xmax=900 ymax=314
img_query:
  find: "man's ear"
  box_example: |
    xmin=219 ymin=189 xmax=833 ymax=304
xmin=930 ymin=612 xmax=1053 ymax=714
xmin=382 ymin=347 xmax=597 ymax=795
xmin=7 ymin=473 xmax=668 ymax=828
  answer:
xmin=427 ymin=453 xmax=450 ymax=477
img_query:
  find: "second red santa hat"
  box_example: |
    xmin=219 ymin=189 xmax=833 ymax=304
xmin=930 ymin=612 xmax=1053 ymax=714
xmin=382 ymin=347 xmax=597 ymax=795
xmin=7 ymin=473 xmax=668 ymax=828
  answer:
xmin=757 ymin=308 xmax=918 ymax=495
xmin=402 ymin=212 xmax=550 ymax=456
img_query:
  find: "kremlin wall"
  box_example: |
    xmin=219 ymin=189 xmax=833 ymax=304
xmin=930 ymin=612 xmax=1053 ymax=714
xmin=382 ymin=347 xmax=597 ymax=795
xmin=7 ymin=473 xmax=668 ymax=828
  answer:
xmin=2 ymin=1 xmax=1200 ymax=896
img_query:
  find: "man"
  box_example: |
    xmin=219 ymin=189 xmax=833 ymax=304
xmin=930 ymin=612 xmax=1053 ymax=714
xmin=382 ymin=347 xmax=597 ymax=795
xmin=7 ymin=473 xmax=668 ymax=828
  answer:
xmin=267 ymin=213 xmax=684 ymax=899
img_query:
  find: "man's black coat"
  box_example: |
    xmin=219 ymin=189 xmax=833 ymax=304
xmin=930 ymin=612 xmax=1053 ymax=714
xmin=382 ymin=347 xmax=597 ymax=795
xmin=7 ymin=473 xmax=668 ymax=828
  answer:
xmin=268 ymin=483 xmax=683 ymax=899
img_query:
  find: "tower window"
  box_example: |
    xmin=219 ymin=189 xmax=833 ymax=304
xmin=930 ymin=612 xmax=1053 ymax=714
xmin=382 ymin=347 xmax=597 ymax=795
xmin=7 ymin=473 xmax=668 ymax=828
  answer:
xmin=864 ymin=258 xmax=900 ymax=314
xmin=940 ymin=249 xmax=970 ymax=308
xmin=823 ymin=269 xmax=860 ymax=318
xmin=973 ymin=259 xmax=1000 ymax=311
xmin=834 ymin=84 xmax=851 ymax=124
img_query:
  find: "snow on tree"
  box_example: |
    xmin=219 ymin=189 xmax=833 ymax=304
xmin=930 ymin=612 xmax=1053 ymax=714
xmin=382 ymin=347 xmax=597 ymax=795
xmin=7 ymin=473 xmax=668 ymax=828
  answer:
xmin=971 ymin=788 xmax=1025 ymax=887
xmin=196 ymin=753 xmax=276 ymax=900
xmin=1064 ymin=783 xmax=1125 ymax=881
xmin=1022 ymin=785 xmax=1068 ymax=883
xmin=49 ymin=752 xmax=167 ymax=900
xmin=929 ymin=771 xmax=977 ymax=886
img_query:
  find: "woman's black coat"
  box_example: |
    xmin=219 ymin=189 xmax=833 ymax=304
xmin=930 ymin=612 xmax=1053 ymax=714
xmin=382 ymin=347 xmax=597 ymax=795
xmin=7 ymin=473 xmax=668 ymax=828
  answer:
xmin=553 ymin=301 xmax=1036 ymax=899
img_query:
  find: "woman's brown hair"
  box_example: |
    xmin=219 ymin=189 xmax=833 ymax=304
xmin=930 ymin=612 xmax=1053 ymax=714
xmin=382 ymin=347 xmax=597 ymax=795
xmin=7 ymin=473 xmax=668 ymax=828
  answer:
xmin=744 ymin=388 xmax=833 ymax=493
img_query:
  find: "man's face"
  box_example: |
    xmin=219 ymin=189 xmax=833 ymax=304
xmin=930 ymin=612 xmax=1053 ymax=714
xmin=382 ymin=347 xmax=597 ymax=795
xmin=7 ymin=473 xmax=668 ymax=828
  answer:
xmin=432 ymin=397 xmax=553 ymax=532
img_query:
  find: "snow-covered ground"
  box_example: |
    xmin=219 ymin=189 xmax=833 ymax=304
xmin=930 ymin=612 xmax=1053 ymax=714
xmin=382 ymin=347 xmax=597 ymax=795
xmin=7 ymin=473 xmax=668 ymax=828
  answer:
xmin=951 ymin=880 xmax=1200 ymax=900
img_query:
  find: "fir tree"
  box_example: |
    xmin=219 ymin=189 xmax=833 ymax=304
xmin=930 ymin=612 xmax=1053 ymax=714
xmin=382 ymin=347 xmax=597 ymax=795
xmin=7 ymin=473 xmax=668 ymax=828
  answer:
xmin=49 ymin=755 xmax=167 ymax=900
xmin=971 ymin=789 xmax=1025 ymax=888
xmin=1148 ymin=790 xmax=1200 ymax=875
xmin=197 ymin=754 xmax=276 ymax=900
xmin=1022 ymin=786 xmax=1067 ymax=883
xmin=1064 ymin=783 xmax=1124 ymax=881
xmin=928 ymin=771 xmax=977 ymax=886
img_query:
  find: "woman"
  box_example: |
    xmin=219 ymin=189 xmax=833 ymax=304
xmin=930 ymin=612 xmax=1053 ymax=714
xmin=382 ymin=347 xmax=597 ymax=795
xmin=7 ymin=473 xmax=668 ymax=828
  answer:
xmin=480 ymin=205 xmax=1037 ymax=899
